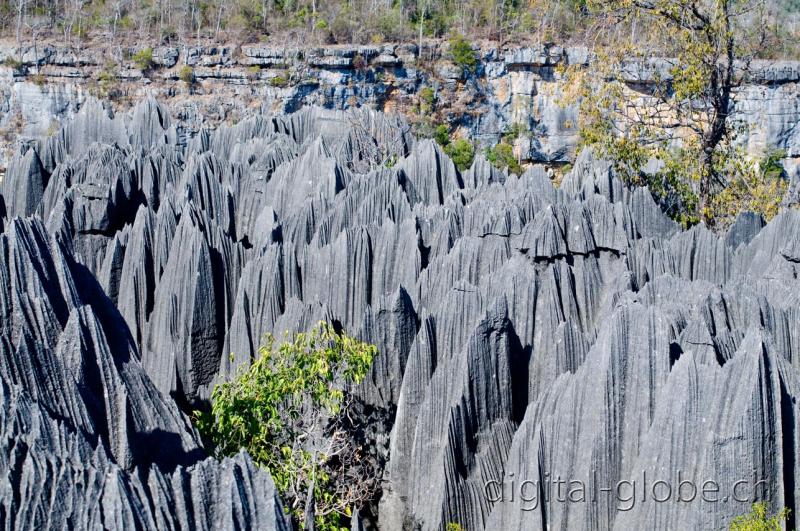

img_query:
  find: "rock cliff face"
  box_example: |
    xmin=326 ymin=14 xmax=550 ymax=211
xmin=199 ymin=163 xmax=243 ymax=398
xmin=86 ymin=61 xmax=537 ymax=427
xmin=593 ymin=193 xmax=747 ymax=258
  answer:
xmin=1 ymin=99 xmax=798 ymax=530
xmin=2 ymin=40 xmax=800 ymax=177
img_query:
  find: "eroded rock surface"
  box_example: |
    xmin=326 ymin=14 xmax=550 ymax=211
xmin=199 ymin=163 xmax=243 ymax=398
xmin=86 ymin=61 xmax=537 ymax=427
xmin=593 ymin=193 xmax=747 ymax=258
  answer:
xmin=1 ymin=100 xmax=798 ymax=530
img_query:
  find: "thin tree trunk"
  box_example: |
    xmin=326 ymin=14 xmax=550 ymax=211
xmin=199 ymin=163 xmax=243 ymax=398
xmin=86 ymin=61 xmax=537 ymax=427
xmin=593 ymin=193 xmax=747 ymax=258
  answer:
xmin=16 ymin=0 xmax=25 ymax=44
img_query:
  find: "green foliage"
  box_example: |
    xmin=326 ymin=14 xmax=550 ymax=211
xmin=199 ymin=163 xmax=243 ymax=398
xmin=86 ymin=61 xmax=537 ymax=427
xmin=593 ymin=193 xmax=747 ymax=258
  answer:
xmin=563 ymin=1 xmax=782 ymax=228
xmin=96 ymin=62 xmax=119 ymax=99
xmin=196 ymin=322 xmax=377 ymax=531
xmin=433 ymin=123 xmax=450 ymax=146
xmin=3 ymin=57 xmax=23 ymax=71
xmin=710 ymin=148 xmax=788 ymax=229
xmin=446 ymin=524 xmax=464 ymax=531
xmin=178 ymin=65 xmax=194 ymax=84
xmin=132 ymin=48 xmax=154 ymax=71
xmin=419 ymin=86 xmax=436 ymax=114
xmin=445 ymin=138 xmax=475 ymax=171
xmin=729 ymin=502 xmax=790 ymax=531
xmin=502 ymin=122 xmax=527 ymax=143
xmin=449 ymin=34 xmax=478 ymax=74
xmin=431 ymin=123 xmax=475 ymax=171
xmin=269 ymin=74 xmax=289 ymax=87
xmin=487 ymin=141 xmax=522 ymax=174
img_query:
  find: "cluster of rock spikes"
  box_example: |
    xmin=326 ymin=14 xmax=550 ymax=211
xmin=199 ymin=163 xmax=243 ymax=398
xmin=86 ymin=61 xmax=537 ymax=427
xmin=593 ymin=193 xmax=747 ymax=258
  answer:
xmin=0 ymin=96 xmax=798 ymax=530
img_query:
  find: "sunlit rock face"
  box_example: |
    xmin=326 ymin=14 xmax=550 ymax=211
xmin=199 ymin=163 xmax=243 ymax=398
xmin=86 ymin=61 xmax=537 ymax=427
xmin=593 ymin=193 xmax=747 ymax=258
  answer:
xmin=0 ymin=100 xmax=798 ymax=530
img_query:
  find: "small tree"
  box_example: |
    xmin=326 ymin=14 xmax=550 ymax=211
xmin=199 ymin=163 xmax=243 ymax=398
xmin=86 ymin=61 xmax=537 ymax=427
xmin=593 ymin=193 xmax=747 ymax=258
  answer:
xmin=196 ymin=322 xmax=378 ymax=531
xmin=565 ymin=0 xmax=778 ymax=226
xmin=729 ymin=502 xmax=790 ymax=531
xmin=449 ymin=33 xmax=478 ymax=75
xmin=132 ymin=47 xmax=154 ymax=71
xmin=178 ymin=65 xmax=194 ymax=84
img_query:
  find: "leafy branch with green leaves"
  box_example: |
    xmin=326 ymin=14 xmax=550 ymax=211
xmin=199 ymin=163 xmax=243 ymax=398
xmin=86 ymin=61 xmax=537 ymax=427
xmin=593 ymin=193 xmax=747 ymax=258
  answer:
xmin=195 ymin=322 xmax=378 ymax=531
xmin=561 ymin=0 xmax=787 ymax=229
xmin=729 ymin=502 xmax=790 ymax=531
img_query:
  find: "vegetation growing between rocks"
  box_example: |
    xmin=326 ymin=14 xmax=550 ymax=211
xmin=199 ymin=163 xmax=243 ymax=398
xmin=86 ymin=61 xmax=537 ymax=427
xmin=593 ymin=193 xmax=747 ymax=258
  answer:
xmin=729 ymin=502 xmax=790 ymax=530
xmin=430 ymin=123 xmax=475 ymax=171
xmin=132 ymin=47 xmax=154 ymax=70
xmin=195 ymin=322 xmax=378 ymax=531
xmin=178 ymin=64 xmax=194 ymax=84
xmin=563 ymin=0 xmax=790 ymax=229
xmin=448 ymin=34 xmax=477 ymax=74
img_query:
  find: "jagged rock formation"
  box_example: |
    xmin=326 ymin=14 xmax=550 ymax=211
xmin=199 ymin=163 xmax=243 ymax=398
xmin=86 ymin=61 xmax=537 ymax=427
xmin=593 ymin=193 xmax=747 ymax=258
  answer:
xmin=1 ymin=99 xmax=799 ymax=530
xmin=0 ymin=105 xmax=288 ymax=530
xmin=3 ymin=40 xmax=800 ymax=181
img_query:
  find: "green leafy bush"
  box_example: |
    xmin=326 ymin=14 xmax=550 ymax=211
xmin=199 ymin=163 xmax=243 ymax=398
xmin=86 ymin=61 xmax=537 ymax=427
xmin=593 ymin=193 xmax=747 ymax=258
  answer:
xmin=132 ymin=47 xmax=154 ymax=71
xmin=709 ymin=148 xmax=788 ymax=229
xmin=431 ymin=123 xmax=475 ymax=171
xmin=419 ymin=86 xmax=436 ymax=114
xmin=196 ymin=322 xmax=377 ymax=531
xmin=3 ymin=57 xmax=23 ymax=71
xmin=178 ymin=65 xmax=194 ymax=84
xmin=729 ymin=502 xmax=790 ymax=531
xmin=449 ymin=34 xmax=478 ymax=74
xmin=433 ymin=123 xmax=450 ymax=146
xmin=487 ymin=142 xmax=522 ymax=174
xmin=269 ymin=74 xmax=289 ymax=87
xmin=445 ymin=138 xmax=475 ymax=171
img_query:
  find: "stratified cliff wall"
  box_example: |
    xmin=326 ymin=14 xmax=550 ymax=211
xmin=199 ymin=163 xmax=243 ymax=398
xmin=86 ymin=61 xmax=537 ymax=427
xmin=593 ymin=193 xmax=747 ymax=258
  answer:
xmin=1 ymin=99 xmax=798 ymax=530
xmin=2 ymin=39 xmax=800 ymax=176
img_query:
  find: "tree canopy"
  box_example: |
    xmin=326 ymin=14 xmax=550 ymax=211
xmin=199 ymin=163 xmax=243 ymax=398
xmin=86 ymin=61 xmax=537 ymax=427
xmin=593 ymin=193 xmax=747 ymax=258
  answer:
xmin=195 ymin=322 xmax=378 ymax=531
xmin=562 ymin=0 xmax=789 ymax=227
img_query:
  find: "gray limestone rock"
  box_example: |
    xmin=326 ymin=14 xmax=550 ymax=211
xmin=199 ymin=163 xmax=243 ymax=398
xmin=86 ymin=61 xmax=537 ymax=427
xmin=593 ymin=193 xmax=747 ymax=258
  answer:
xmin=0 ymin=102 xmax=798 ymax=531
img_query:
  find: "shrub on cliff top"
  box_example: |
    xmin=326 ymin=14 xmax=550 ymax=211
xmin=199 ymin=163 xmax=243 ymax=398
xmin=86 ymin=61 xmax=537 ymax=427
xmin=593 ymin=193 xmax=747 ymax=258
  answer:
xmin=449 ymin=34 xmax=477 ymax=74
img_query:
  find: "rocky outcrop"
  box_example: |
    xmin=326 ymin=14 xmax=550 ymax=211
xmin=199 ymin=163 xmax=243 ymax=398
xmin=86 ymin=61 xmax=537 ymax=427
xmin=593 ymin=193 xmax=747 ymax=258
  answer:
xmin=1 ymin=100 xmax=799 ymax=530
xmin=0 ymin=108 xmax=288 ymax=527
xmin=2 ymin=39 xmax=800 ymax=174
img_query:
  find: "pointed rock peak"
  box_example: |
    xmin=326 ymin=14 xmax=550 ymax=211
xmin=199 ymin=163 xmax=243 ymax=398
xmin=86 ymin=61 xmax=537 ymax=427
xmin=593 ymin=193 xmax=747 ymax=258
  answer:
xmin=725 ymin=211 xmax=765 ymax=249
xmin=464 ymin=152 xmax=506 ymax=188
xmin=391 ymin=284 xmax=415 ymax=314
xmin=2 ymin=144 xmax=48 ymax=217
xmin=520 ymin=165 xmax=556 ymax=198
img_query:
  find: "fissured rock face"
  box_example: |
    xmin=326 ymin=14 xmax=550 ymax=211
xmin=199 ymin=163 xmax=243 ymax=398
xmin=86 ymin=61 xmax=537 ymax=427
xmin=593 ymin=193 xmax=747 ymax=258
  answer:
xmin=2 ymin=40 xmax=800 ymax=175
xmin=0 ymin=100 xmax=798 ymax=530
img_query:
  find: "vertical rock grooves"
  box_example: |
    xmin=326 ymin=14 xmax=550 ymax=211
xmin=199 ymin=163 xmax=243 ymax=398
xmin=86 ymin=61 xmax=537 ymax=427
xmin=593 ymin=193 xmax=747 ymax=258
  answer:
xmin=0 ymin=97 xmax=798 ymax=530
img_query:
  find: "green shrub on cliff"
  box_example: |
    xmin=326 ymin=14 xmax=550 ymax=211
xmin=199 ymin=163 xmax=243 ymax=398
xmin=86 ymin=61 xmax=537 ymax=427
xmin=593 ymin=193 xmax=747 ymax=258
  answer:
xmin=487 ymin=142 xmax=521 ymax=175
xmin=432 ymin=123 xmax=475 ymax=171
xmin=178 ymin=65 xmax=194 ymax=84
xmin=445 ymin=138 xmax=475 ymax=171
xmin=132 ymin=48 xmax=154 ymax=71
xmin=449 ymin=34 xmax=477 ymax=74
